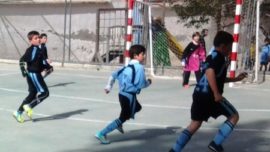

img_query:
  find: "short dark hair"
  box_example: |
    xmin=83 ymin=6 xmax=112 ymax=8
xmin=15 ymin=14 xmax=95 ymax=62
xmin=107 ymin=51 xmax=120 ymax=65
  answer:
xmin=39 ymin=33 xmax=47 ymax=38
xmin=129 ymin=45 xmax=146 ymax=59
xmin=201 ymin=29 xmax=208 ymax=34
xmin=192 ymin=32 xmax=200 ymax=38
xmin=213 ymin=31 xmax=234 ymax=47
xmin=27 ymin=31 xmax=40 ymax=40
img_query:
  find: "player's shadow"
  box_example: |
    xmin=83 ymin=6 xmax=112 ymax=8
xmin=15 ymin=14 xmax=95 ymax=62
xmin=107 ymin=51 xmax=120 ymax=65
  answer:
xmin=32 ymin=109 xmax=88 ymax=122
xmin=62 ymin=126 xmax=182 ymax=152
xmin=108 ymin=126 xmax=180 ymax=143
xmin=48 ymin=82 xmax=75 ymax=88
xmin=61 ymin=119 xmax=270 ymax=152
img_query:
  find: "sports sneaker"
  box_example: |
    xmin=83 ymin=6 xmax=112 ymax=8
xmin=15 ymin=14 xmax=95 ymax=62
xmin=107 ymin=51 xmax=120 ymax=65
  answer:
xmin=13 ymin=111 xmax=24 ymax=123
xmin=23 ymin=104 xmax=33 ymax=119
xmin=117 ymin=125 xmax=124 ymax=134
xmin=208 ymin=141 xmax=224 ymax=152
xmin=95 ymin=131 xmax=110 ymax=144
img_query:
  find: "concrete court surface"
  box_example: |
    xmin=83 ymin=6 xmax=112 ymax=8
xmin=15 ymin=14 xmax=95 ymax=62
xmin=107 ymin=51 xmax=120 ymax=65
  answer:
xmin=0 ymin=63 xmax=270 ymax=152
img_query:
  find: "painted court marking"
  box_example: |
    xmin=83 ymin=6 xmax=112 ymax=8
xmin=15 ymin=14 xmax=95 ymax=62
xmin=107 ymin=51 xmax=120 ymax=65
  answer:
xmin=1 ymin=87 xmax=270 ymax=112
xmin=0 ymin=72 xmax=19 ymax=76
xmin=1 ymin=107 xmax=269 ymax=133
xmin=53 ymin=73 xmax=108 ymax=79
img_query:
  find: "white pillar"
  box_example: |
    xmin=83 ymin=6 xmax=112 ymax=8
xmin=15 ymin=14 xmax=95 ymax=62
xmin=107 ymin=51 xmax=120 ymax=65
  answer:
xmin=254 ymin=0 xmax=263 ymax=82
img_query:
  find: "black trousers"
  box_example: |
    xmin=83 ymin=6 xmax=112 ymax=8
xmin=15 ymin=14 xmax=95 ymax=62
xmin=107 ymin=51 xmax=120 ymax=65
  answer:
xmin=18 ymin=72 xmax=49 ymax=112
xmin=182 ymin=70 xmax=201 ymax=86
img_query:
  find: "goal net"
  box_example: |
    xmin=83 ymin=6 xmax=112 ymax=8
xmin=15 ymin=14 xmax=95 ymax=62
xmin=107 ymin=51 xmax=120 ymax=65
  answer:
xmin=134 ymin=0 xmax=185 ymax=79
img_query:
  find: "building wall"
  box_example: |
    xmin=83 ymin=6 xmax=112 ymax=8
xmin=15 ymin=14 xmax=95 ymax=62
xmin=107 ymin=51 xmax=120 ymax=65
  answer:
xmin=0 ymin=0 xmax=217 ymax=64
xmin=0 ymin=2 xmax=115 ymax=63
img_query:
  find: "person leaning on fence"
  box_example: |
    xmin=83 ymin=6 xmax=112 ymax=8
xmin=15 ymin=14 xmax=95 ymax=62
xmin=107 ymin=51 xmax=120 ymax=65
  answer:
xmin=13 ymin=30 xmax=52 ymax=123
xmin=259 ymin=37 xmax=270 ymax=71
xmin=181 ymin=32 xmax=206 ymax=88
xmin=200 ymin=28 xmax=209 ymax=51
xmin=95 ymin=45 xmax=152 ymax=144
xmin=169 ymin=31 xmax=248 ymax=152
xmin=247 ymin=37 xmax=256 ymax=70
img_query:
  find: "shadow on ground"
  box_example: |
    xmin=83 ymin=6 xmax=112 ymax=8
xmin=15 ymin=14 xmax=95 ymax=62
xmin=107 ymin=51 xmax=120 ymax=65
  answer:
xmin=48 ymin=82 xmax=75 ymax=88
xmin=60 ymin=120 xmax=270 ymax=152
xmin=32 ymin=109 xmax=88 ymax=122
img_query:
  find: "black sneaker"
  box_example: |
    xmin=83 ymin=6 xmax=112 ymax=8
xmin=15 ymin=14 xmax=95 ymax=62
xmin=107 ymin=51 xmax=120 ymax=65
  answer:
xmin=208 ymin=141 xmax=224 ymax=152
xmin=117 ymin=125 xmax=124 ymax=134
xmin=168 ymin=148 xmax=175 ymax=152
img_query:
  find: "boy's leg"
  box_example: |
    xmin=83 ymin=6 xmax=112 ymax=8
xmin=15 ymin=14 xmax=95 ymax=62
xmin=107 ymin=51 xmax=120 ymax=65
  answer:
xmin=17 ymin=91 xmax=37 ymax=113
xmin=28 ymin=73 xmax=49 ymax=109
xmin=14 ymin=77 xmax=37 ymax=123
xmin=194 ymin=70 xmax=201 ymax=83
xmin=182 ymin=71 xmax=191 ymax=86
xmin=170 ymin=120 xmax=202 ymax=152
xmin=96 ymin=94 xmax=130 ymax=144
xmin=17 ymin=76 xmax=37 ymax=112
xmin=209 ymin=98 xmax=239 ymax=152
xmin=22 ymin=73 xmax=49 ymax=119
xmin=29 ymin=91 xmax=49 ymax=109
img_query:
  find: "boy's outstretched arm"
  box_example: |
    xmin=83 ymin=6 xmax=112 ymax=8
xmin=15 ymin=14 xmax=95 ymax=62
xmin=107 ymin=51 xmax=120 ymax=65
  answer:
xmin=104 ymin=76 xmax=115 ymax=94
xmin=205 ymin=68 xmax=222 ymax=102
xmin=225 ymin=72 xmax=248 ymax=83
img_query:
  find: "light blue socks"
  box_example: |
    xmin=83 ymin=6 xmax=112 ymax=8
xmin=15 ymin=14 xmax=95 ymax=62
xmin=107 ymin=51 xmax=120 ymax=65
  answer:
xmin=100 ymin=119 xmax=122 ymax=135
xmin=172 ymin=129 xmax=192 ymax=152
xmin=213 ymin=120 xmax=234 ymax=145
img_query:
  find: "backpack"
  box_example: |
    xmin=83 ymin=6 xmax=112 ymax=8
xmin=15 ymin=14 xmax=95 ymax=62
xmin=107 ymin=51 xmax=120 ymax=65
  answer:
xmin=117 ymin=64 xmax=136 ymax=84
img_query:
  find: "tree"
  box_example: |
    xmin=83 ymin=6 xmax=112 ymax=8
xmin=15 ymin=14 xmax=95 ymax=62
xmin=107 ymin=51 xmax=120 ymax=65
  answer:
xmin=172 ymin=0 xmax=235 ymax=30
xmin=261 ymin=2 xmax=270 ymax=37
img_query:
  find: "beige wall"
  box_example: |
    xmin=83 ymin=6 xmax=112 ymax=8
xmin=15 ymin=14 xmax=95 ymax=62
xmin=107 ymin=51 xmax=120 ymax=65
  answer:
xmin=0 ymin=2 xmax=113 ymax=63
xmin=0 ymin=0 xmax=218 ymax=64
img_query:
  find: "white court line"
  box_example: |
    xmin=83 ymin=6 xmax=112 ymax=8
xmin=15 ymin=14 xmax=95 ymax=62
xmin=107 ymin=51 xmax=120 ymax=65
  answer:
xmin=232 ymin=86 xmax=270 ymax=92
xmin=1 ymin=87 xmax=270 ymax=112
xmin=0 ymin=72 xmax=19 ymax=76
xmin=1 ymin=107 xmax=270 ymax=133
xmin=53 ymin=73 xmax=108 ymax=79
xmin=0 ymin=69 xmax=18 ymax=72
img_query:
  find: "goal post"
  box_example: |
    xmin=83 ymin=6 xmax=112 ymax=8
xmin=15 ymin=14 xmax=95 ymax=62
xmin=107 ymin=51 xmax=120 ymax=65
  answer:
xmin=134 ymin=0 xmax=185 ymax=79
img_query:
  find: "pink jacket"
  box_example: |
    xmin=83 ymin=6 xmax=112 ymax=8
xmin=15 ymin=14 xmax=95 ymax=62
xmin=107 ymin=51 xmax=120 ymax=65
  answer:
xmin=184 ymin=44 xmax=206 ymax=71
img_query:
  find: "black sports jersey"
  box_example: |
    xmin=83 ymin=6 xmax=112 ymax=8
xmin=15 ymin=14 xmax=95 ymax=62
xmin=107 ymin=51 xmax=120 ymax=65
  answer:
xmin=40 ymin=43 xmax=48 ymax=59
xmin=20 ymin=45 xmax=50 ymax=73
xmin=194 ymin=50 xmax=228 ymax=95
xmin=182 ymin=42 xmax=199 ymax=60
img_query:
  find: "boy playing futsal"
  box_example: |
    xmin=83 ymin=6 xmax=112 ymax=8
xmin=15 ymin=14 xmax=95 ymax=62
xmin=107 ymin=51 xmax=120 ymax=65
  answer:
xmin=95 ymin=45 xmax=152 ymax=144
xmin=169 ymin=31 xmax=247 ymax=152
xmin=13 ymin=31 xmax=52 ymax=123
xmin=39 ymin=33 xmax=53 ymax=78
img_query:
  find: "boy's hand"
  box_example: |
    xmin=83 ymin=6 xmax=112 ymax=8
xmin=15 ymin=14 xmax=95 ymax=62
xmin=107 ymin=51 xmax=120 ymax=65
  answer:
xmin=21 ymin=69 xmax=28 ymax=77
xmin=147 ymin=78 xmax=152 ymax=85
xmin=236 ymin=72 xmax=248 ymax=81
xmin=214 ymin=93 xmax=223 ymax=102
xmin=19 ymin=62 xmax=28 ymax=77
xmin=181 ymin=60 xmax=185 ymax=66
xmin=104 ymin=89 xmax=110 ymax=94
xmin=46 ymin=59 xmax=52 ymax=64
xmin=104 ymin=85 xmax=111 ymax=94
